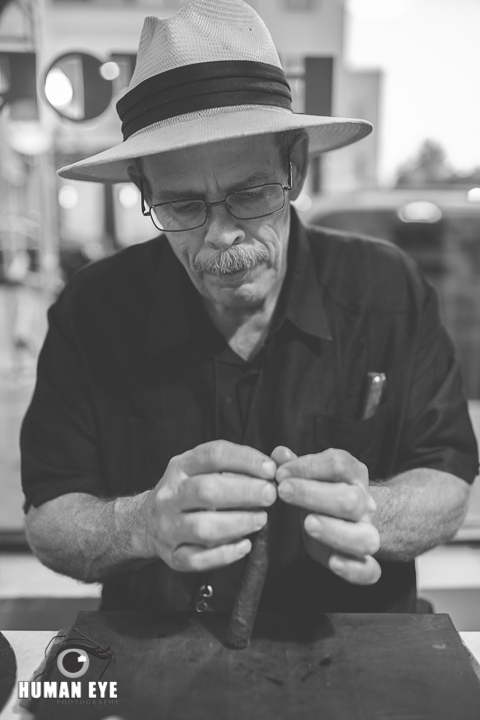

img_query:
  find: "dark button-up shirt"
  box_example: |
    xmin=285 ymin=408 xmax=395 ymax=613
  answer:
xmin=21 ymin=209 xmax=478 ymax=613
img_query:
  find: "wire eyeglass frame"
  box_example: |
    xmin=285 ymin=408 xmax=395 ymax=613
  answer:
xmin=140 ymin=160 xmax=292 ymax=233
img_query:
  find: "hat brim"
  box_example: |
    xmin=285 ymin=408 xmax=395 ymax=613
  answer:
xmin=58 ymin=106 xmax=372 ymax=183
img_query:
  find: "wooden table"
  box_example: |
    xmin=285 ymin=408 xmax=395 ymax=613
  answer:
xmin=2 ymin=623 xmax=480 ymax=719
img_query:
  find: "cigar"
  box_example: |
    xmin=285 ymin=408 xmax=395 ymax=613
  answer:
xmin=225 ymin=504 xmax=276 ymax=649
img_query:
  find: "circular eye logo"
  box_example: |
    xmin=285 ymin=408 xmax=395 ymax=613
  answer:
xmin=57 ymin=648 xmax=90 ymax=678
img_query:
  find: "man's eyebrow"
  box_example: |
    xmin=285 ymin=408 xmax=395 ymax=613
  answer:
xmin=153 ymin=169 xmax=278 ymax=203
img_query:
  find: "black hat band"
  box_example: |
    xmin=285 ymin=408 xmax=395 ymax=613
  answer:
xmin=116 ymin=60 xmax=292 ymax=140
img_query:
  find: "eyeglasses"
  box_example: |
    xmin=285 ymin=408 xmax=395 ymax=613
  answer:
xmin=141 ymin=163 xmax=292 ymax=233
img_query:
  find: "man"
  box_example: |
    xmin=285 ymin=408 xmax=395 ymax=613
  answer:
xmin=21 ymin=0 xmax=477 ymax=614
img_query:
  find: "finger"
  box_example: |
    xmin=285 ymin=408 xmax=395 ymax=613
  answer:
xmin=171 ymin=539 xmax=252 ymax=572
xmin=328 ymin=553 xmax=382 ymax=585
xmin=271 ymin=446 xmax=297 ymax=466
xmin=178 ymin=473 xmax=277 ymax=511
xmin=304 ymin=515 xmax=381 ymax=558
xmin=173 ymin=440 xmax=276 ymax=480
xmin=276 ymin=448 xmax=367 ymax=485
xmin=278 ymin=478 xmax=371 ymax=521
xmin=180 ymin=510 xmax=268 ymax=546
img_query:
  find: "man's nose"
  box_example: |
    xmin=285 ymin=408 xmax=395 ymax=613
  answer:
xmin=203 ymin=203 xmax=245 ymax=249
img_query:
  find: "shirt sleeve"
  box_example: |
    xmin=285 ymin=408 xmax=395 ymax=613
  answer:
xmin=394 ymin=277 xmax=479 ymax=484
xmin=20 ymin=290 xmax=107 ymax=512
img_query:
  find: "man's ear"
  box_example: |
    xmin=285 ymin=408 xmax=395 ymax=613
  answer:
xmin=127 ymin=159 xmax=151 ymax=208
xmin=289 ymin=130 xmax=310 ymax=202
xmin=127 ymin=162 xmax=141 ymax=189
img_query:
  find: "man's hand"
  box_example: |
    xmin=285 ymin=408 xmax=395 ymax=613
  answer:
xmin=142 ymin=440 xmax=277 ymax=573
xmin=272 ymin=446 xmax=381 ymax=585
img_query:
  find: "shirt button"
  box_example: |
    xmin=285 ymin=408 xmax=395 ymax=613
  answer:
xmin=199 ymin=584 xmax=213 ymax=598
xmin=195 ymin=599 xmax=210 ymax=612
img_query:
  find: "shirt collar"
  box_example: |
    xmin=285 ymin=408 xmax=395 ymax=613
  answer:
xmin=146 ymin=206 xmax=331 ymax=356
xmin=279 ymin=207 xmax=332 ymax=341
xmin=146 ymin=240 xmax=194 ymax=356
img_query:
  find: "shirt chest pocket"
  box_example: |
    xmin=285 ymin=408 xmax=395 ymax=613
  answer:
xmin=314 ymin=404 xmax=391 ymax=478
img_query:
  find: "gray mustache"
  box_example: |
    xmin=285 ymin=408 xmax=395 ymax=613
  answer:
xmin=192 ymin=245 xmax=270 ymax=277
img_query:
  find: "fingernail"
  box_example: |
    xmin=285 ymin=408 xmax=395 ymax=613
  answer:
xmin=237 ymin=539 xmax=251 ymax=555
xmin=254 ymin=512 xmax=268 ymax=529
xmin=262 ymin=460 xmax=277 ymax=478
xmin=304 ymin=515 xmax=321 ymax=533
xmin=279 ymin=481 xmax=294 ymax=500
xmin=368 ymin=496 xmax=377 ymax=513
xmin=276 ymin=467 xmax=292 ymax=481
xmin=262 ymin=483 xmax=277 ymax=505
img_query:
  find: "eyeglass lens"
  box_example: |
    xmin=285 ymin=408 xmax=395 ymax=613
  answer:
xmin=151 ymin=183 xmax=286 ymax=232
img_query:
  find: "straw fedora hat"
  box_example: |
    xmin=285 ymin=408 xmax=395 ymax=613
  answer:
xmin=58 ymin=0 xmax=372 ymax=184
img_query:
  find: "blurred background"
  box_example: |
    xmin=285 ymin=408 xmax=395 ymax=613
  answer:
xmin=1 ymin=0 xmax=480 ymax=630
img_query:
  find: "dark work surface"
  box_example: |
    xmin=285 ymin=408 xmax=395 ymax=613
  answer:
xmin=0 ymin=631 xmax=17 ymax=714
xmin=30 ymin=611 xmax=480 ymax=720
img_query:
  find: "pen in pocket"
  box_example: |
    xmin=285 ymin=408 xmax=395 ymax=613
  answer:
xmin=360 ymin=372 xmax=386 ymax=420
